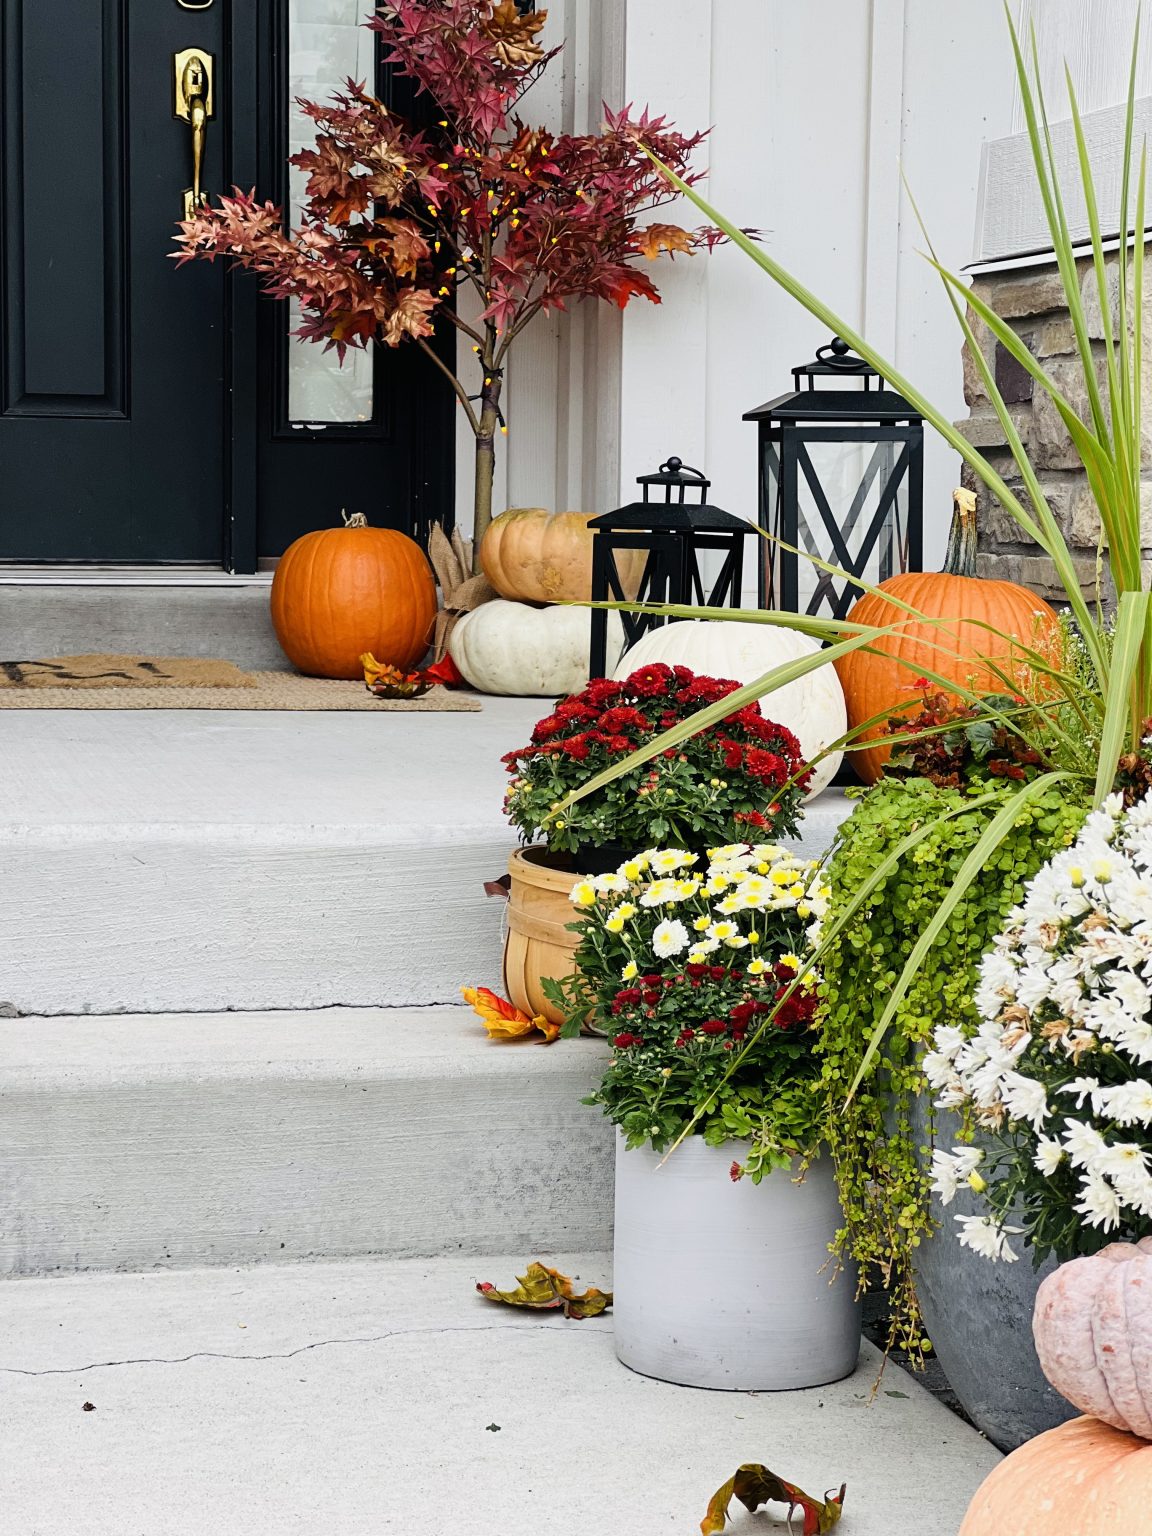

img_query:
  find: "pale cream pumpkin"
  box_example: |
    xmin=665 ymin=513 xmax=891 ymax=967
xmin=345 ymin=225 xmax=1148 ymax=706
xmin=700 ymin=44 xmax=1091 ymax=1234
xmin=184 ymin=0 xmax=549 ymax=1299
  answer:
xmin=1032 ymin=1238 xmax=1152 ymax=1438
xmin=479 ymin=508 xmax=643 ymax=604
xmin=449 ymin=599 xmax=625 ymax=696
xmin=613 ymin=620 xmax=847 ymax=799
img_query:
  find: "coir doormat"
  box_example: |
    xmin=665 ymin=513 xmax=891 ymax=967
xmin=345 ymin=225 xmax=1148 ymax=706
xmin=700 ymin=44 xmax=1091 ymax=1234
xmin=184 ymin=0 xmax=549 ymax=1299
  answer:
xmin=0 ymin=654 xmax=255 ymax=688
xmin=0 ymin=655 xmax=480 ymax=711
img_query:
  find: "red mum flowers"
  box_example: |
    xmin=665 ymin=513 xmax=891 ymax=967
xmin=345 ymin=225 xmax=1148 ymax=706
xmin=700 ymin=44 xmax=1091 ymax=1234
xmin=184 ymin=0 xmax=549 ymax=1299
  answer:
xmin=503 ymin=665 xmax=811 ymax=859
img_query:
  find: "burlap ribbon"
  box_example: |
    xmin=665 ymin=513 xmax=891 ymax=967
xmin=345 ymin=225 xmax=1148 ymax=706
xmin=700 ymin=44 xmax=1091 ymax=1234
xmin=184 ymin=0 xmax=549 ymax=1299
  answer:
xmin=427 ymin=523 xmax=498 ymax=661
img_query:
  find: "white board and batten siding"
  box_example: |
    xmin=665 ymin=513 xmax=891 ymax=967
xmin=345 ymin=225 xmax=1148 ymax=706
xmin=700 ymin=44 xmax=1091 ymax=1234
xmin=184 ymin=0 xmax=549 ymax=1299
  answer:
xmin=977 ymin=0 xmax=1152 ymax=266
xmin=457 ymin=0 xmax=1025 ymax=573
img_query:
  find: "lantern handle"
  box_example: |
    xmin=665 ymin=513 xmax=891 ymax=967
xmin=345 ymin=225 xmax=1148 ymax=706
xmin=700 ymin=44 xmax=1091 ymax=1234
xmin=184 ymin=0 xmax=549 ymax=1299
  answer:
xmin=794 ymin=337 xmax=880 ymax=390
xmin=658 ymin=456 xmax=707 ymax=482
xmin=636 ymin=456 xmax=711 ymax=504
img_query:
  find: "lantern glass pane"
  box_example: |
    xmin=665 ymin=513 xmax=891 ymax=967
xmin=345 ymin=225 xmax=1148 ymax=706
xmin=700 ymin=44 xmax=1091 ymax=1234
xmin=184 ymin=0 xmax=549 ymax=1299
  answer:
xmin=763 ymin=433 xmax=911 ymax=618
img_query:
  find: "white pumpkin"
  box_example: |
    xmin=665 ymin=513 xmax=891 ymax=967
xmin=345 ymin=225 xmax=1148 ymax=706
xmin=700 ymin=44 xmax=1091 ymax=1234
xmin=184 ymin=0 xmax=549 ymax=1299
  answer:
xmin=450 ymin=601 xmax=626 ymax=697
xmin=613 ymin=620 xmax=846 ymax=798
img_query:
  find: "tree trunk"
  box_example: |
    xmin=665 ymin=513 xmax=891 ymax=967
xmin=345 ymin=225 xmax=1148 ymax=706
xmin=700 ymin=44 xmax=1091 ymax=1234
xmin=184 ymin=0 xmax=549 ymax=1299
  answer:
xmin=471 ymin=370 xmax=503 ymax=571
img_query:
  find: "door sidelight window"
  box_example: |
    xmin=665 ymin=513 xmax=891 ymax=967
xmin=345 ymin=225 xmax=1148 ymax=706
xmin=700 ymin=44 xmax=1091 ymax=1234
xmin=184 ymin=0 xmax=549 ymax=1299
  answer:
xmin=286 ymin=0 xmax=375 ymax=425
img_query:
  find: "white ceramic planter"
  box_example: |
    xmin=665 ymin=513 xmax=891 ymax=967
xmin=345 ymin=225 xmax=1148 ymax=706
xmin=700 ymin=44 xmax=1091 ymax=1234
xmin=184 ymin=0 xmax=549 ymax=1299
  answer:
xmin=613 ymin=1134 xmax=860 ymax=1390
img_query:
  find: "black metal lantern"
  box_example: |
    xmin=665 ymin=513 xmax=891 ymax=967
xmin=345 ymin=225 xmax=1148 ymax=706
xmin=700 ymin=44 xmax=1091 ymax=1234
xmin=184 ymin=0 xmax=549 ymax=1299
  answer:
xmin=743 ymin=337 xmax=924 ymax=619
xmin=588 ymin=457 xmax=750 ymax=680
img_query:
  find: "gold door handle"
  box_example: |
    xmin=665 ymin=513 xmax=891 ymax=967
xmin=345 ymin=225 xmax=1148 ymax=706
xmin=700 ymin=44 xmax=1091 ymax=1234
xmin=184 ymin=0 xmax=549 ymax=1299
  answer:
xmin=188 ymin=88 xmax=207 ymax=211
xmin=173 ymin=49 xmax=214 ymax=219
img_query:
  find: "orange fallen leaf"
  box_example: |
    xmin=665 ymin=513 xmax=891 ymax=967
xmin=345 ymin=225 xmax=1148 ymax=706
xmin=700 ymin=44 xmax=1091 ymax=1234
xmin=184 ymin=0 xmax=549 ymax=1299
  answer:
xmin=461 ymin=985 xmax=559 ymax=1043
xmin=360 ymin=653 xmax=432 ymax=698
xmin=701 ymin=1466 xmax=845 ymax=1536
xmin=636 ymin=221 xmax=694 ymax=259
xmin=476 ymin=1262 xmax=612 ymax=1319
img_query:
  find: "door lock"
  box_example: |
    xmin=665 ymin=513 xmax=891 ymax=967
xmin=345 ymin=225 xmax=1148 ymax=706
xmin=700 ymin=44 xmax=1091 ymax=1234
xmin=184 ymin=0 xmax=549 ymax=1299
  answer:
xmin=173 ymin=49 xmax=214 ymax=220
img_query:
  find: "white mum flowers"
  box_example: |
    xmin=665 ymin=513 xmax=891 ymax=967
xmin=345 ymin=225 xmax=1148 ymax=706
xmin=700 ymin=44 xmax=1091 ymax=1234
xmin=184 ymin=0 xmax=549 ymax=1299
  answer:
xmin=930 ymin=795 xmax=1152 ymax=1259
xmin=652 ymin=919 xmax=689 ymax=958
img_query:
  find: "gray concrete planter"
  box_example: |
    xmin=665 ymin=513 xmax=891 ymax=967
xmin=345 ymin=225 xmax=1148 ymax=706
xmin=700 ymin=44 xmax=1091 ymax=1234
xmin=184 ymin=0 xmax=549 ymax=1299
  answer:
xmin=910 ymin=1098 xmax=1076 ymax=1451
xmin=614 ymin=1135 xmax=861 ymax=1389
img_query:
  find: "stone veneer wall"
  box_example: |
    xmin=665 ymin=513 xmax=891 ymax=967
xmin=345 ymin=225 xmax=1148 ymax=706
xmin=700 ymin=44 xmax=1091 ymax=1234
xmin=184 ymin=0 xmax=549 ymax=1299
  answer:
xmin=959 ymin=256 xmax=1151 ymax=603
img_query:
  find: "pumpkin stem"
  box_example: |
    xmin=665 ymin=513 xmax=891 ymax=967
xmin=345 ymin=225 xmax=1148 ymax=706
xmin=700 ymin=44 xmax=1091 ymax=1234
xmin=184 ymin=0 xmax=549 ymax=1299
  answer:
xmin=943 ymin=487 xmax=978 ymax=578
xmin=341 ymin=510 xmax=369 ymax=529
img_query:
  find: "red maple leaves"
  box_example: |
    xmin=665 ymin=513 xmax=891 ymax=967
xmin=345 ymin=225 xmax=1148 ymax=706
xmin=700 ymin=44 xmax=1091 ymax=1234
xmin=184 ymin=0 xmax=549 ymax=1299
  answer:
xmin=172 ymin=2 xmax=722 ymax=546
xmin=174 ymin=3 xmax=713 ymax=365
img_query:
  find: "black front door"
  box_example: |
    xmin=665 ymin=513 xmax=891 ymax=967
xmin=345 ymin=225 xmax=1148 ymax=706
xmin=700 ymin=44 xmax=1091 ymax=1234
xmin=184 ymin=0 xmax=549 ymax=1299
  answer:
xmin=0 ymin=0 xmax=452 ymax=569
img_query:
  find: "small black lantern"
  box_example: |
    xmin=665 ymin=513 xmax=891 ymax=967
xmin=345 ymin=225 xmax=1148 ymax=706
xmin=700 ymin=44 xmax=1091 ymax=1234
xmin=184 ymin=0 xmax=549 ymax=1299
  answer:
xmin=744 ymin=337 xmax=924 ymax=619
xmin=588 ymin=457 xmax=750 ymax=679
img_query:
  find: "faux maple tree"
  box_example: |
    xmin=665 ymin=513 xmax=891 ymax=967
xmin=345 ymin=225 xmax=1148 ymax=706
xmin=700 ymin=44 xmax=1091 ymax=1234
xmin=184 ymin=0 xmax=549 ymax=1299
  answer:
xmin=173 ymin=0 xmax=720 ymax=559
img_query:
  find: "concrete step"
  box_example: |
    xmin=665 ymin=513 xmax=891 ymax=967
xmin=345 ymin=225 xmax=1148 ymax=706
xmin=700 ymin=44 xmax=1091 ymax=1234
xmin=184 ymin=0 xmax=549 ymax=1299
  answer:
xmin=0 ymin=1008 xmax=613 ymax=1277
xmin=0 ymin=1251 xmax=1001 ymax=1535
xmin=0 ymin=701 xmax=542 ymax=1016
xmin=0 ymin=575 xmax=286 ymax=670
xmin=0 ymin=705 xmax=853 ymax=1017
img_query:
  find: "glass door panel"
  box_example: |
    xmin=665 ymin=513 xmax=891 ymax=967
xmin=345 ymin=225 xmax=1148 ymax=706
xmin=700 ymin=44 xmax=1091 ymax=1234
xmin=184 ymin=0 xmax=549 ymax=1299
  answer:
xmin=286 ymin=0 xmax=374 ymax=424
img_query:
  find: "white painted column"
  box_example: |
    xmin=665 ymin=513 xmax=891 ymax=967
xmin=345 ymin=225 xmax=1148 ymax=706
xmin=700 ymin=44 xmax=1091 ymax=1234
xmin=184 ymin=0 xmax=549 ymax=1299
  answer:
xmin=861 ymin=0 xmax=907 ymax=360
xmin=453 ymin=0 xmax=627 ymax=535
xmin=618 ymin=0 xmax=714 ymax=500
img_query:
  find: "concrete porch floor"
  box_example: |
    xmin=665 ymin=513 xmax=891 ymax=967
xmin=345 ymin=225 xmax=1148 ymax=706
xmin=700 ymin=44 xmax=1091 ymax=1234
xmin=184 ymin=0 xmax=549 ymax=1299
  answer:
xmin=0 ymin=704 xmax=852 ymax=1016
xmin=0 ymin=1252 xmax=1000 ymax=1536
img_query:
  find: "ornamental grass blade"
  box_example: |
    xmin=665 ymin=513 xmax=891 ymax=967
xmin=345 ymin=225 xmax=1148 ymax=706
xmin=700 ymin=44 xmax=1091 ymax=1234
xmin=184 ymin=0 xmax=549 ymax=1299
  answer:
xmin=583 ymin=596 xmax=852 ymax=643
xmin=744 ymin=522 xmax=1081 ymax=707
xmin=562 ymin=596 xmax=1085 ymax=813
xmin=1094 ymin=590 xmax=1151 ymax=806
xmin=846 ymin=771 xmax=1072 ymax=1101
xmin=475 ymin=1262 xmax=612 ymax=1319
xmin=1064 ymin=62 xmax=1142 ymax=592
xmin=701 ymin=1466 xmax=846 ymax=1536
xmin=644 ymin=3 xmax=1152 ymax=752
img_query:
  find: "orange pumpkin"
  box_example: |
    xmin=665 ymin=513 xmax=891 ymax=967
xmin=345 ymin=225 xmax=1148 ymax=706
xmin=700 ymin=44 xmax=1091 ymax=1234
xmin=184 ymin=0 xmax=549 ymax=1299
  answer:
xmin=480 ymin=508 xmax=643 ymax=604
xmin=833 ymin=488 xmax=1062 ymax=783
xmin=271 ymin=512 xmax=436 ymax=679
xmin=958 ymin=1416 xmax=1152 ymax=1535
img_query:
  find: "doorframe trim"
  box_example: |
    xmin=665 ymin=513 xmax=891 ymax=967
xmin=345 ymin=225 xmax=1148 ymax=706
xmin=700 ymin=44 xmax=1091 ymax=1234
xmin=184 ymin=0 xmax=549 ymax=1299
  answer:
xmin=223 ymin=1 xmax=261 ymax=574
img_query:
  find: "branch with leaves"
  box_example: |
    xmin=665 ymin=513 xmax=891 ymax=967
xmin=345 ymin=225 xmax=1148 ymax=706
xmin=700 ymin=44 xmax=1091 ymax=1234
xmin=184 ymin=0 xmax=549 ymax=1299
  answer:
xmin=173 ymin=0 xmax=724 ymax=561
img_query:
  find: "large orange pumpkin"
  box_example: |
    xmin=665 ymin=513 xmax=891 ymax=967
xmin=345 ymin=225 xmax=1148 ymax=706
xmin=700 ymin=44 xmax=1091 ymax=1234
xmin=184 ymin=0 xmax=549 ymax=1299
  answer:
xmin=271 ymin=512 xmax=436 ymax=679
xmin=833 ymin=488 xmax=1062 ymax=783
xmin=958 ymin=1416 xmax=1152 ymax=1535
xmin=480 ymin=508 xmax=643 ymax=604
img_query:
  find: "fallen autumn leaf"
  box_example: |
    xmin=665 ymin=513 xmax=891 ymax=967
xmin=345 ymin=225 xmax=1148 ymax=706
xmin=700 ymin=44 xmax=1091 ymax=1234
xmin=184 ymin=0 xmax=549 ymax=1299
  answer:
xmin=475 ymin=1262 xmax=612 ymax=1319
xmin=701 ymin=1465 xmax=846 ymax=1536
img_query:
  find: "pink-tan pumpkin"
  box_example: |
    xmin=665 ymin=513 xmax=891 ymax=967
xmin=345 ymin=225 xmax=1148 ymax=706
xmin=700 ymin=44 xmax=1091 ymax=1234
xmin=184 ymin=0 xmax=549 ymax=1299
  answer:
xmin=1032 ymin=1237 xmax=1152 ymax=1438
xmin=960 ymin=1239 xmax=1152 ymax=1534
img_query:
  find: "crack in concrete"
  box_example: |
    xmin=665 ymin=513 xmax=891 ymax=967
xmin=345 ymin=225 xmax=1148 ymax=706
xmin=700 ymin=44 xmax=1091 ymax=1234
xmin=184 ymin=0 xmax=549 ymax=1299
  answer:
xmin=0 ymin=1320 xmax=614 ymax=1377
